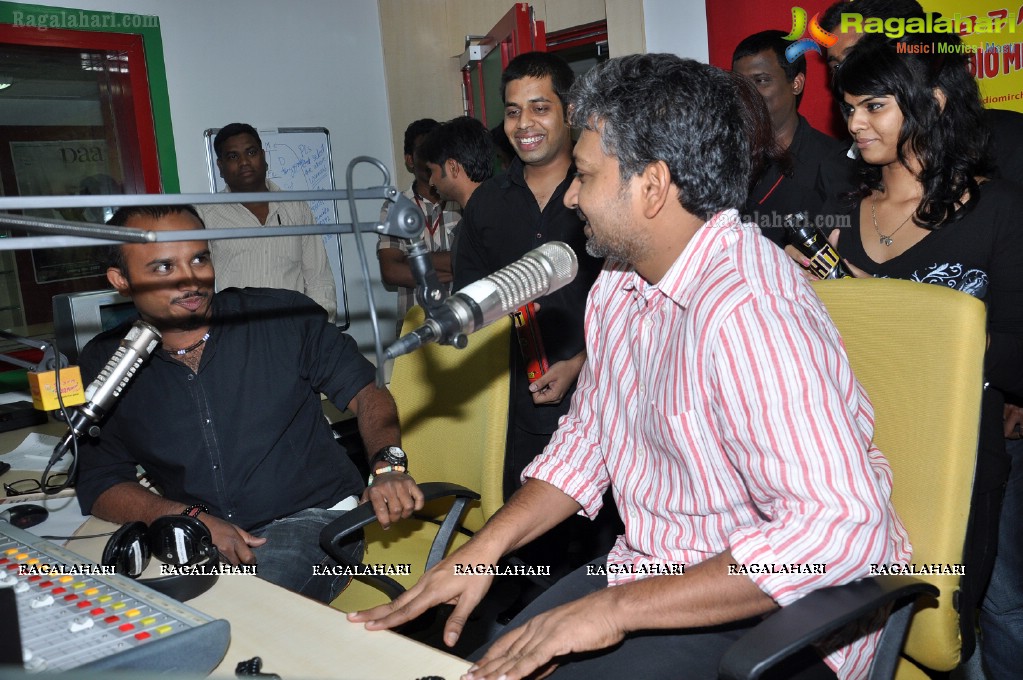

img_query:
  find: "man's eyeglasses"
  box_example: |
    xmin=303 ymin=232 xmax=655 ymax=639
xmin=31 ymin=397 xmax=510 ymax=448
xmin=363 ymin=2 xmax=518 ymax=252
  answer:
xmin=3 ymin=473 xmax=70 ymax=497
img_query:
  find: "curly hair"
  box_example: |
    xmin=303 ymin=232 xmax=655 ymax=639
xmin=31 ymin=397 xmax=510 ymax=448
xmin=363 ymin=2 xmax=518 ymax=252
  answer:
xmin=832 ymin=33 xmax=992 ymax=228
xmin=567 ymin=54 xmax=751 ymax=220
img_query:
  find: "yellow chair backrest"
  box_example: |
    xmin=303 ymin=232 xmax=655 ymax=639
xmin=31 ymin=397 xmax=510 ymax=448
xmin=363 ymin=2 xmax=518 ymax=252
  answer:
xmin=389 ymin=306 xmax=510 ymax=532
xmin=812 ymin=278 xmax=985 ymax=676
xmin=331 ymin=307 xmax=510 ymax=613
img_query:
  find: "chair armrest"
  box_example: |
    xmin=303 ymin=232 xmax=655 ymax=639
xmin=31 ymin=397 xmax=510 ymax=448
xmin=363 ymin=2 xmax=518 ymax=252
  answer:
xmin=502 ymin=554 xmax=557 ymax=589
xmin=319 ymin=481 xmax=481 ymax=601
xmin=718 ymin=575 xmax=938 ymax=680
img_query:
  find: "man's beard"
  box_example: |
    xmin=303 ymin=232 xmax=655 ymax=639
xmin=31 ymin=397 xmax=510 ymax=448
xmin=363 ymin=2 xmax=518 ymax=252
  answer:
xmin=585 ymin=237 xmax=628 ymax=262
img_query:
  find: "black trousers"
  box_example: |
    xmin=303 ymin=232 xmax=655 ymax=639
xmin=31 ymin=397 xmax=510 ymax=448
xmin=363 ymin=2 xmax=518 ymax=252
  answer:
xmin=471 ymin=556 xmax=837 ymax=680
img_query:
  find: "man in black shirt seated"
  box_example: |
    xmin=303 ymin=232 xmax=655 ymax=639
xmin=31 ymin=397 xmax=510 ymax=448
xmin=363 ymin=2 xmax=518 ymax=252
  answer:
xmin=732 ymin=30 xmax=853 ymax=245
xmin=75 ymin=204 xmax=424 ymax=603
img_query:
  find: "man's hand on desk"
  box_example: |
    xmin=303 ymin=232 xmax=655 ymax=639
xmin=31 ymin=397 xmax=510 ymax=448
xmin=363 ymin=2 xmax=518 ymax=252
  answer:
xmin=201 ymin=513 xmax=265 ymax=565
xmin=348 ymin=541 xmax=496 ymax=648
xmin=362 ymin=473 xmax=424 ymax=529
xmin=93 ymin=483 xmax=264 ymax=565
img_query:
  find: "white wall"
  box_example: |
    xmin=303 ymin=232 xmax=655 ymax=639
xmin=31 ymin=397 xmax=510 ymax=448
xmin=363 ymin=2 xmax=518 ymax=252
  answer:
xmin=643 ymin=0 xmax=709 ymax=62
xmin=18 ymin=0 xmax=399 ymax=351
xmin=12 ymin=0 xmax=712 ymax=354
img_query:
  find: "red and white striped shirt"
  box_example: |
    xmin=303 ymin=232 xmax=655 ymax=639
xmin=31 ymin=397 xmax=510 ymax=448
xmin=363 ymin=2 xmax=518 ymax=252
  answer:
xmin=523 ymin=209 xmax=912 ymax=679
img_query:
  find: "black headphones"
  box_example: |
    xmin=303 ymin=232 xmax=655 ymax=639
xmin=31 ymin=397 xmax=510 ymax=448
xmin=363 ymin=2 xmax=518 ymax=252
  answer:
xmin=102 ymin=514 xmax=220 ymax=602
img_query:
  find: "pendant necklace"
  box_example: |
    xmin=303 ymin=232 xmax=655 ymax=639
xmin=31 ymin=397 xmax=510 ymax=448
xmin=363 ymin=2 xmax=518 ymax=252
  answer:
xmin=870 ymin=195 xmax=914 ymax=247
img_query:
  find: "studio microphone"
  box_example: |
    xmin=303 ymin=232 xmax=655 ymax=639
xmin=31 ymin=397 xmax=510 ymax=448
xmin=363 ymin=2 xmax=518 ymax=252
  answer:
xmin=385 ymin=241 xmax=578 ymax=360
xmin=49 ymin=320 xmax=162 ymax=465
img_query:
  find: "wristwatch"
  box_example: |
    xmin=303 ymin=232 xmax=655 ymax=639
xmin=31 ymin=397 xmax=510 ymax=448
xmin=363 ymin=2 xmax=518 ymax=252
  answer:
xmin=368 ymin=446 xmax=408 ymax=485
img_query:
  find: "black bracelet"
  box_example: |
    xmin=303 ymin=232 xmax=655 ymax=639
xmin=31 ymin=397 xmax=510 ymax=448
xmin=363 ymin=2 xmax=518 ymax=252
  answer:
xmin=181 ymin=503 xmax=209 ymax=519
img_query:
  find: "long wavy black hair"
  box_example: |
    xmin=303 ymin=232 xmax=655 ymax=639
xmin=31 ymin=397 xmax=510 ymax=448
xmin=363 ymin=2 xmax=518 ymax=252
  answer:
xmin=832 ymin=33 xmax=992 ymax=229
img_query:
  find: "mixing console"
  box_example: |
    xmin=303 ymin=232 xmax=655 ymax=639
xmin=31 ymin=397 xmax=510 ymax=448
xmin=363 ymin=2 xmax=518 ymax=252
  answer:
xmin=0 ymin=520 xmax=229 ymax=673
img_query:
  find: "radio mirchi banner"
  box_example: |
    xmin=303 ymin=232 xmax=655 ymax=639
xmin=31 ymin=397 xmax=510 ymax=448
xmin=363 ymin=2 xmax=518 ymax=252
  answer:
xmin=922 ymin=0 xmax=1023 ymax=110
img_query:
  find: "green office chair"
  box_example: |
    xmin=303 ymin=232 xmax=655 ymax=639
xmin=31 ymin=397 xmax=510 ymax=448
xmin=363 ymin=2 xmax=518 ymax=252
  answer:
xmin=323 ymin=306 xmax=510 ymax=613
xmin=719 ymin=278 xmax=986 ymax=679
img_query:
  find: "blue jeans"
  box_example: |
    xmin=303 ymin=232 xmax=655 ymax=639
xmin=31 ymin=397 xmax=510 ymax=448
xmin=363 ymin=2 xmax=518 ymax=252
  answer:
xmin=249 ymin=506 xmax=363 ymax=603
xmin=980 ymin=438 xmax=1023 ymax=679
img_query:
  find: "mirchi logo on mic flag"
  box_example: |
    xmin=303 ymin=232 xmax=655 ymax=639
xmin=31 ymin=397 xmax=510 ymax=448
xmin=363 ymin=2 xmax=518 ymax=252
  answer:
xmin=783 ymin=7 xmax=838 ymax=62
xmin=28 ymin=366 xmax=86 ymax=410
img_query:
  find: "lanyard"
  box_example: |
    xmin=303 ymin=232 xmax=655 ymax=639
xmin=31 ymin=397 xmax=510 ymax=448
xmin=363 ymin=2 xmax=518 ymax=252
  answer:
xmin=413 ymin=193 xmax=443 ymax=238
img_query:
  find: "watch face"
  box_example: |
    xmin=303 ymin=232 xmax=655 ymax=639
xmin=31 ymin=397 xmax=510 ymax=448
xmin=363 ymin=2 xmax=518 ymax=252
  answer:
xmin=379 ymin=446 xmax=407 ymax=466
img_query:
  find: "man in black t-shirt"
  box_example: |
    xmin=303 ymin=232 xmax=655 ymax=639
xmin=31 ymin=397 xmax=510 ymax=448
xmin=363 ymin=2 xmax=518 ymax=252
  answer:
xmin=453 ymin=52 xmax=603 ymax=501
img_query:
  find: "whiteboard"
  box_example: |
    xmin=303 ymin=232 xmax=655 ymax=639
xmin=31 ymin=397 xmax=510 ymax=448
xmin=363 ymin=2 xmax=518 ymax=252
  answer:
xmin=203 ymin=127 xmax=349 ymax=329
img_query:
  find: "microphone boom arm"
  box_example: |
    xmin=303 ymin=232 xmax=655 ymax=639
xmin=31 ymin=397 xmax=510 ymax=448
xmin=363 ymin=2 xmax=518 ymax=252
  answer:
xmin=406 ymin=239 xmax=449 ymax=313
xmin=377 ymin=191 xmax=449 ymax=314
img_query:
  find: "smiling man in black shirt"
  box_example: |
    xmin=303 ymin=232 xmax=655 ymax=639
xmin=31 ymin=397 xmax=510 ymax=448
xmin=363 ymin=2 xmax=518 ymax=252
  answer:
xmin=75 ymin=204 xmax=424 ymax=603
xmin=454 ymin=53 xmax=615 ymax=590
xmin=454 ymin=52 xmax=603 ymax=500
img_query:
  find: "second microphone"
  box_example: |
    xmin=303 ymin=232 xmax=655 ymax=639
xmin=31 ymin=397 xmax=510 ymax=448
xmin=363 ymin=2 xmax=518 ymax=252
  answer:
xmin=385 ymin=241 xmax=579 ymax=360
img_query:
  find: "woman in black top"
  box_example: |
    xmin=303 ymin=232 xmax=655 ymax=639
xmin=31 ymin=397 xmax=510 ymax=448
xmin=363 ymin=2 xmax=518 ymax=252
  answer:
xmin=806 ymin=33 xmax=1023 ymax=675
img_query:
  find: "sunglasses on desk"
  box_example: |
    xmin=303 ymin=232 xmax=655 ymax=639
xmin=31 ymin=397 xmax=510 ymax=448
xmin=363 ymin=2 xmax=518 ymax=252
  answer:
xmin=3 ymin=473 xmax=70 ymax=497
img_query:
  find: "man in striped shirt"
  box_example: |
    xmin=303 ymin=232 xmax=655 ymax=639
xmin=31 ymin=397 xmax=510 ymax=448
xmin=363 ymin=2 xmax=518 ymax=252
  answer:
xmin=351 ymin=54 xmax=911 ymax=680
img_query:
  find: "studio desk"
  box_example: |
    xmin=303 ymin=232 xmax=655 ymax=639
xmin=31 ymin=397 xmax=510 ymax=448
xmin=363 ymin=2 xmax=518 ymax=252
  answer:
xmin=0 ymin=420 xmax=471 ymax=680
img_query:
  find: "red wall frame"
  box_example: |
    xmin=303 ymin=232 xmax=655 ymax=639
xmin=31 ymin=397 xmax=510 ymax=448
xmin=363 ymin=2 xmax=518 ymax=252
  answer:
xmin=545 ymin=20 xmax=607 ymax=52
xmin=464 ymin=3 xmax=547 ymax=125
xmin=0 ymin=24 xmax=162 ymax=192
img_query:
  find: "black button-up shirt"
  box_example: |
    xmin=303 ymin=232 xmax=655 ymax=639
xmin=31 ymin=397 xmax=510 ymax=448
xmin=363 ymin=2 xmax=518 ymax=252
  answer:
xmin=75 ymin=288 xmax=372 ymax=530
xmin=455 ymin=157 xmax=602 ymax=434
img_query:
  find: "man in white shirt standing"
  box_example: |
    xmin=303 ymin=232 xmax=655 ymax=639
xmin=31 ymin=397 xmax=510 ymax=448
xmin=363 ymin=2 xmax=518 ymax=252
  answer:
xmin=197 ymin=123 xmax=337 ymax=322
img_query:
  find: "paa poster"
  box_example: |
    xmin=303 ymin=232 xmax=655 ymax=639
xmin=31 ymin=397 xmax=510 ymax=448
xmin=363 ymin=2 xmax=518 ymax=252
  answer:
xmin=923 ymin=0 xmax=1023 ymax=110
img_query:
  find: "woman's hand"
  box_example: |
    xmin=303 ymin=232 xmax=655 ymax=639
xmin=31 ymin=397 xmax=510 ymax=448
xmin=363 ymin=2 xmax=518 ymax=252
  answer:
xmin=827 ymin=228 xmax=870 ymax=278
xmin=784 ymin=229 xmax=868 ymax=279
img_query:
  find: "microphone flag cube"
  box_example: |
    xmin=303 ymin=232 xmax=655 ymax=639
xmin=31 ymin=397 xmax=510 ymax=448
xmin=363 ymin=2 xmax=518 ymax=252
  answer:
xmin=27 ymin=366 xmax=86 ymax=410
